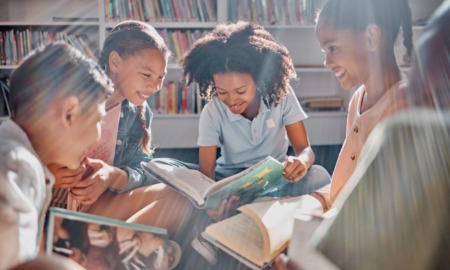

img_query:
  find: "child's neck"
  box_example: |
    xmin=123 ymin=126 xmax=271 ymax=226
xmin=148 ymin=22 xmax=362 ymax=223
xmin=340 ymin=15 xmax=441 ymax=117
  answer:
xmin=242 ymin=92 xmax=261 ymax=120
xmin=362 ymin=50 xmax=401 ymax=113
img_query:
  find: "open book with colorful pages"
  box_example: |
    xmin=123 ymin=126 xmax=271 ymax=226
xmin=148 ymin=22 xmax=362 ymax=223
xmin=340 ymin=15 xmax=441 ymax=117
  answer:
xmin=45 ymin=207 xmax=182 ymax=269
xmin=201 ymin=195 xmax=324 ymax=269
xmin=141 ymin=156 xmax=288 ymax=209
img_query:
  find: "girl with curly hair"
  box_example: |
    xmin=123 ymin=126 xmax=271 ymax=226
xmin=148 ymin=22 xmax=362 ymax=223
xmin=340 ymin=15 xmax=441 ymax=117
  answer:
xmin=182 ymin=21 xmax=330 ymax=220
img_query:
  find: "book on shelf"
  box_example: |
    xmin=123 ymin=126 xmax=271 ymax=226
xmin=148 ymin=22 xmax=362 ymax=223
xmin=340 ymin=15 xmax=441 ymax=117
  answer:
xmin=0 ymin=29 xmax=96 ymax=65
xmin=104 ymin=0 xmax=215 ymax=22
xmin=201 ymin=195 xmax=324 ymax=269
xmin=299 ymin=96 xmax=345 ymax=112
xmin=141 ymin=156 xmax=289 ymax=209
xmin=45 ymin=207 xmax=182 ymax=269
xmin=147 ymin=80 xmax=201 ymax=114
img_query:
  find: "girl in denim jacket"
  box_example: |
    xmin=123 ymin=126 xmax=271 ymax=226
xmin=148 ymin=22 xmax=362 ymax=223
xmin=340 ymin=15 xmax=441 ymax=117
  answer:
xmin=49 ymin=21 xmax=194 ymax=238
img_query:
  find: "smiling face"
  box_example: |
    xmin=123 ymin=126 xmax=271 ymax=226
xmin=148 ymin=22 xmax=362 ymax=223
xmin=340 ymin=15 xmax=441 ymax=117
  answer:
xmin=113 ymin=48 xmax=167 ymax=105
xmin=213 ymin=72 xmax=260 ymax=117
xmin=316 ymin=20 xmax=370 ymax=90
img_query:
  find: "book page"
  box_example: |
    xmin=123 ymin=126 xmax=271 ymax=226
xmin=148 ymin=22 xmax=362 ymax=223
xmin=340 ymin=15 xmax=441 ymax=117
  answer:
xmin=239 ymin=195 xmax=323 ymax=261
xmin=204 ymin=213 xmax=266 ymax=267
xmin=204 ymin=156 xmax=288 ymax=209
xmin=46 ymin=208 xmax=172 ymax=269
xmin=142 ymin=161 xmax=215 ymax=206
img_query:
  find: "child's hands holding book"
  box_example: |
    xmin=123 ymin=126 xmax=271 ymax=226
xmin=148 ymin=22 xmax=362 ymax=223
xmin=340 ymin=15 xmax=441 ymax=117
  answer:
xmin=206 ymin=194 xmax=240 ymax=221
xmin=282 ymin=156 xmax=308 ymax=182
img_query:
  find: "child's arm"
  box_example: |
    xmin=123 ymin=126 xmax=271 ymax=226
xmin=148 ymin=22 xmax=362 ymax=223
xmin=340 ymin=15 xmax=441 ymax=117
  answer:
xmin=199 ymin=146 xmax=217 ymax=180
xmin=284 ymin=121 xmax=315 ymax=182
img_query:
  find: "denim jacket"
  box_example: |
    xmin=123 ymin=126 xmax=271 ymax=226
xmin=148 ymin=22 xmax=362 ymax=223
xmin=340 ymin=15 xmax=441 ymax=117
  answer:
xmin=112 ymin=100 xmax=157 ymax=193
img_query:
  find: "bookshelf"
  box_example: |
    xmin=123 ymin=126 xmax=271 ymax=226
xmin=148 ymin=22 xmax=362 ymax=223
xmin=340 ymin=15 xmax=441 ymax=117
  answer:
xmin=0 ymin=0 xmax=432 ymax=148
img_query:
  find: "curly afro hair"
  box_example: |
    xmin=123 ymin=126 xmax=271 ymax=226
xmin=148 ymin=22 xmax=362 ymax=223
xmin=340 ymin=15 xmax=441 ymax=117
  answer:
xmin=182 ymin=21 xmax=296 ymax=107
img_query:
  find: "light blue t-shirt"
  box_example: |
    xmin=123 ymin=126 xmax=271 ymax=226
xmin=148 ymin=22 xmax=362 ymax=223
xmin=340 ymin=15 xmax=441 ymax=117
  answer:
xmin=197 ymin=86 xmax=307 ymax=169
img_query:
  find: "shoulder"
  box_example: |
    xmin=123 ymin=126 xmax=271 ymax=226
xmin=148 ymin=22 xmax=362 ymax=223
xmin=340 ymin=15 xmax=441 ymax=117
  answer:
xmin=202 ymin=97 xmax=225 ymax=118
xmin=0 ymin=142 xmax=42 ymax=177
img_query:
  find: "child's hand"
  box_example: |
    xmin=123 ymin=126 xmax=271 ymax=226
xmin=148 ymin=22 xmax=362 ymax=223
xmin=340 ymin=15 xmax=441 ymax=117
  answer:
xmin=48 ymin=163 xmax=86 ymax=189
xmin=69 ymin=158 xmax=112 ymax=205
xmin=282 ymin=156 xmax=308 ymax=183
xmin=206 ymin=195 xmax=240 ymax=221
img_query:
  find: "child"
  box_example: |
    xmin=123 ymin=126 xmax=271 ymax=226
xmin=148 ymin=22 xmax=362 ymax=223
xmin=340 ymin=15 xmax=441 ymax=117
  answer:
xmin=312 ymin=0 xmax=413 ymax=210
xmin=49 ymin=21 xmax=193 ymax=237
xmin=0 ymin=43 xmax=112 ymax=269
xmin=273 ymin=2 xmax=450 ymax=268
xmin=182 ymin=21 xmax=331 ymax=220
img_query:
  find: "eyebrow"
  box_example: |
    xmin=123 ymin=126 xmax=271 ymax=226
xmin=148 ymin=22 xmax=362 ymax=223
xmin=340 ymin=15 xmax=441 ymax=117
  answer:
xmin=141 ymin=66 xmax=166 ymax=76
xmin=321 ymin=38 xmax=336 ymax=47
xmin=215 ymin=85 xmax=247 ymax=91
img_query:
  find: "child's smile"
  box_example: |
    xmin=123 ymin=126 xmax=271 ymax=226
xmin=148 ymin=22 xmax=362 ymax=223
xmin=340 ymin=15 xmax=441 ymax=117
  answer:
xmin=213 ymin=72 xmax=259 ymax=119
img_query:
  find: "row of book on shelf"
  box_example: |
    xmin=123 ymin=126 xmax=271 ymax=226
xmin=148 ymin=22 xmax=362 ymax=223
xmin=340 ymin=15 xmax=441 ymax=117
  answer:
xmin=105 ymin=0 xmax=217 ymax=22
xmin=0 ymin=29 xmax=96 ymax=66
xmin=104 ymin=0 xmax=318 ymax=25
xmin=157 ymin=29 xmax=208 ymax=62
xmin=147 ymin=80 xmax=206 ymax=115
xmin=228 ymin=0 xmax=318 ymax=25
xmin=147 ymin=84 xmax=345 ymax=115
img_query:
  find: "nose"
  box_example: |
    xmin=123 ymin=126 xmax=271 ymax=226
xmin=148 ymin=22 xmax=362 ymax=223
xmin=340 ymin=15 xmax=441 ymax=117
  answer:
xmin=227 ymin=93 xmax=239 ymax=105
xmin=147 ymin=78 xmax=163 ymax=93
xmin=324 ymin=53 xmax=333 ymax=68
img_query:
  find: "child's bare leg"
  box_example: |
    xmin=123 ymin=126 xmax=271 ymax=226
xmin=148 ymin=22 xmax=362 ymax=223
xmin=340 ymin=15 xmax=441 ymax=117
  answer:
xmin=85 ymin=183 xmax=194 ymax=235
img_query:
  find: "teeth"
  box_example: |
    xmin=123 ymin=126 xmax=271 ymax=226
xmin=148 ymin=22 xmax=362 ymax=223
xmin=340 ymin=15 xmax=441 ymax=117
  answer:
xmin=335 ymin=70 xmax=344 ymax=77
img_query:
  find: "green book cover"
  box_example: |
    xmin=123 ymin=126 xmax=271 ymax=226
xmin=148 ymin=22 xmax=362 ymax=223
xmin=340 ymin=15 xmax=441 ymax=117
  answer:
xmin=141 ymin=156 xmax=288 ymax=210
xmin=204 ymin=156 xmax=288 ymax=209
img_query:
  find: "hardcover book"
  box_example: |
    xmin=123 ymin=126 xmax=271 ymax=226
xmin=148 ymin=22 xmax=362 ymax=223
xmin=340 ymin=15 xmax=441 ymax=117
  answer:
xmin=141 ymin=156 xmax=288 ymax=209
xmin=46 ymin=207 xmax=181 ymax=269
xmin=202 ymin=195 xmax=324 ymax=269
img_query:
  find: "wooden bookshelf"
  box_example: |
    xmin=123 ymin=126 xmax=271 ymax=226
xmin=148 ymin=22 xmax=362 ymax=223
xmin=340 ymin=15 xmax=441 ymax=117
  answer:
xmin=0 ymin=0 xmax=431 ymax=147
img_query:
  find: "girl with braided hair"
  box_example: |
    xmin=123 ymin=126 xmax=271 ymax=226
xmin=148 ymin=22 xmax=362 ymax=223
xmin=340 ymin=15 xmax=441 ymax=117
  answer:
xmin=49 ymin=21 xmax=193 ymax=241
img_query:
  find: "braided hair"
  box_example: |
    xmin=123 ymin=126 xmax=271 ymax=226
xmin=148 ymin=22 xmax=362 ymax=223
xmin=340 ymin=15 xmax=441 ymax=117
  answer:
xmin=98 ymin=20 xmax=170 ymax=155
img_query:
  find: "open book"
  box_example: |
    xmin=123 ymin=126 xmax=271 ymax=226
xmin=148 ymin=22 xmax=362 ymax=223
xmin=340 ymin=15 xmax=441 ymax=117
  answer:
xmin=141 ymin=156 xmax=288 ymax=209
xmin=46 ymin=208 xmax=181 ymax=269
xmin=201 ymin=195 xmax=323 ymax=269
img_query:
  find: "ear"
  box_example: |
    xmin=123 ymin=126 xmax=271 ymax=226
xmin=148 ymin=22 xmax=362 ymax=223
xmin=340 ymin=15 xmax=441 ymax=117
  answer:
xmin=60 ymin=96 xmax=80 ymax=128
xmin=365 ymin=24 xmax=382 ymax=52
xmin=108 ymin=51 xmax=122 ymax=73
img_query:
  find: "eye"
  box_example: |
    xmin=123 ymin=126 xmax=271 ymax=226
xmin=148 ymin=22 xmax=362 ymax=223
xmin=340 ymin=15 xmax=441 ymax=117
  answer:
xmin=141 ymin=73 xmax=150 ymax=78
xmin=328 ymin=45 xmax=337 ymax=53
xmin=236 ymin=90 xmax=246 ymax=95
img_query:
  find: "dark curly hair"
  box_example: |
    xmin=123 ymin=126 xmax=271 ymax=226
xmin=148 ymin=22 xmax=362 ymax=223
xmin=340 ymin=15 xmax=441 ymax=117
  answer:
xmin=182 ymin=21 xmax=296 ymax=107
